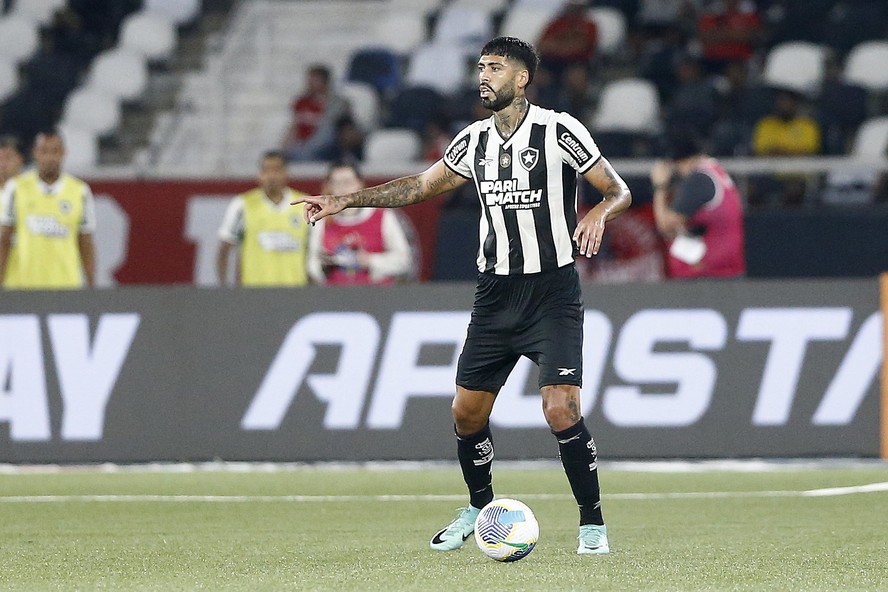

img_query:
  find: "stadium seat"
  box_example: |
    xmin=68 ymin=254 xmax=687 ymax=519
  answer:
xmin=405 ymin=42 xmax=474 ymax=95
xmin=762 ymin=42 xmax=828 ymax=95
xmin=499 ymin=5 xmax=565 ymax=46
xmin=843 ymin=41 xmax=888 ymax=93
xmin=345 ymin=48 xmax=402 ymax=96
xmin=9 ymin=0 xmax=65 ymax=26
xmin=58 ymin=126 xmax=99 ymax=173
xmin=144 ymin=0 xmax=202 ymax=26
xmin=120 ymin=10 xmax=177 ymax=64
xmin=61 ymin=88 xmax=122 ymax=137
xmin=591 ymin=78 xmax=660 ymax=134
xmin=87 ymin=48 xmax=149 ymax=102
xmin=0 ymin=16 xmax=39 ymax=66
xmin=850 ymin=116 xmax=888 ymax=158
xmin=588 ymin=7 xmax=626 ymax=56
xmin=512 ymin=0 xmax=568 ymax=7
xmin=0 ymin=59 xmax=18 ymax=103
xmin=387 ymin=0 xmax=444 ymax=14
xmin=338 ymin=81 xmax=381 ymax=132
xmin=364 ymin=128 xmax=422 ymax=163
xmin=385 ymin=85 xmax=446 ymax=132
xmin=432 ymin=6 xmax=493 ymax=44
xmin=449 ymin=0 xmax=509 ymax=10
xmin=371 ymin=12 xmax=427 ymax=53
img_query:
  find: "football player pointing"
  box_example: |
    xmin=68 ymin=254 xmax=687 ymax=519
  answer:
xmin=294 ymin=37 xmax=631 ymax=555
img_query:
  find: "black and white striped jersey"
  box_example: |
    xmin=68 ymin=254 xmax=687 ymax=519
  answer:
xmin=443 ymin=103 xmax=602 ymax=276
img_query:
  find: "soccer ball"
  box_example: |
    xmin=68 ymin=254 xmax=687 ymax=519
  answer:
xmin=474 ymin=498 xmax=539 ymax=562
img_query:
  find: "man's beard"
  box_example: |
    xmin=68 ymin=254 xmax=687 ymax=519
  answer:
xmin=480 ymin=85 xmax=515 ymax=112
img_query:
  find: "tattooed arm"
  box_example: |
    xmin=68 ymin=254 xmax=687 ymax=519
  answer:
xmin=574 ymin=157 xmax=632 ymax=257
xmin=292 ymin=160 xmax=469 ymax=224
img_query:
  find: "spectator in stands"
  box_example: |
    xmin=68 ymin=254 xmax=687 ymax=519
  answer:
xmin=0 ymin=136 xmax=23 ymax=186
xmin=0 ymin=136 xmax=24 ymax=286
xmin=696 ymin=0 xmax=763 ymax=75
xmin=537 ymin=62 xmax=595 ymax=122
xmin=752 ymin=90 xmax=821 ymax=157
xmin=650 ymin=129 xmax=745 ymax=278
xmin=216 ymin=150 xmax=311 ymax=287
xmin=283 ymin=65 xmax=347 ymax=161
xmin=315 ymin=115 xmax=365 ymax=163
xmin=0 ymin=130 xmax=96 ymax=289
xmin=750 ymin=89 xmax=821 ymax=206
xmin=307 ymin=161 xmax=413 ymax=285
xmin=536 ymin=0 xmax=598 ymax=82
xmin=664 ymin=55 xmax=718 ymax=138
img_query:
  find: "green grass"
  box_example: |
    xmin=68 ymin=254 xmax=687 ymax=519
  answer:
xmin=1 ymin=463 xmax=887 ymax=591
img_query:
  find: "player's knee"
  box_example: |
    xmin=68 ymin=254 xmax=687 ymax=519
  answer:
xmin=452 ymin=400 xmax=487 ymax=435
xmin=541 ymin=388 xmax=581 ymax=432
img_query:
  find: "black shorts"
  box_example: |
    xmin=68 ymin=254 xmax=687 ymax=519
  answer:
xmin=456 ymin=264 xmax=584 ymax=393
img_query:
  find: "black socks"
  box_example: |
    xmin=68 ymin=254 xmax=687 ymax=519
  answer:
xmin=554 ymin=417 xmax=604 ymax=526
xmin=456 ymin=423 xmax=495 ymax=509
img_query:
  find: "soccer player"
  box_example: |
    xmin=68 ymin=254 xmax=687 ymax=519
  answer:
xmin=293 ymin=37 xmax=631 ymax=555
xmin=0 ymin=130 xmax=96 ymax=289
xmin=217 ymin=150 xmax=311 ymax=287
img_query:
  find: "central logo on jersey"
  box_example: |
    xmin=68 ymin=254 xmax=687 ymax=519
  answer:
xmin=518 ymin=147 xmax=539 ymax=171
xmin=480 ymin=178 xmax=543 ymax=210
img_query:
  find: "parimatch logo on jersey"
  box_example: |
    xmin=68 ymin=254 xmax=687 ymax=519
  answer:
xmin=480 ymin=179 xmax=543 ymax=210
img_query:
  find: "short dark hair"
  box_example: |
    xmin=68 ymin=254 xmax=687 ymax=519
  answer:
xmin=0 ymin=135 xmax=21 ymax=153
xmin=664 ymin=128 xmax=702 ymax=161
xmin=480 ymin=37 xmax=539 ymax=86
xmin=326 ymin=160 xmax=363 ymax=181
xmin=261 ymin=150 xmax=287 ymax=164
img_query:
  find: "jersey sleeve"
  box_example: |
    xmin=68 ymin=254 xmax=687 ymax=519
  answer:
xmin=218 ymin=197 xmax=245 ymax=244
xmin=79 ymin=183 xmax=97 ymax=234
xmin=555 ymin=112 xmax=602 ymax=174
xmin=442 ymin=126 xmax=473 ymax=179
xmin=671 ymin=172 xmax=716 ymax=218
xmin=0 ymin=179 xmax=15 ymax=226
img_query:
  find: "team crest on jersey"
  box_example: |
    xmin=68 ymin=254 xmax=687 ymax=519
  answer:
xmin=291 ymin=214 xmax=303 ymax=227
xmin=499 ymin=153 xmax=511 ymax=168
xmin=58 ymin=199 xmax=72 ymax=214
xmin=518 ymin=147 xmax=539 ymax=171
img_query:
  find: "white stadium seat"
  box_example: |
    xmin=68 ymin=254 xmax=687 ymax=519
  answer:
xmin=9 ymin=0 xmax=65 ymax=26
xmin=499 ymin=5 xmax=564 ymax=46
xmin=762 ymin=42 xmax=828 ymax=95
xmin=144 ymin=0 xmax=202 ymax=26
xmin=372 ymin=12 xmax=426 ymax=53
xmin=88 ymin=48 xmax=149 ymax=102
xmin=588 ymin=7 xmax=627 ymax=56
xmin=0 ymin=59 xmax=18 ymax=103
xmin=62 ymin=88 xmax=122 ymax=137
xmin=591 ymin=78 xmax=660 ymax=133
xmin=338 ymin=81 xmax=381 ymax=132
xmin=449 ymin=0 xmax=509 ymax=10
xmin=364 ymin=128 xmax=421 ymax=163
xmin=433 ymin=6 xmax=493 ymax=44
xmin=405 ymin=42 xmax=474 ymax=95
xmin=851 ymin=116 xmax=888 ymax=159
xmin=120 ymin=10 xmax=177 ymax=64
xmin=843 ymin=41 xmax=888 ymax=92
xmin=58 ymin=126 xmax=99 ymax=174
xmin=0 ymin=16 xmax=39 ymax=65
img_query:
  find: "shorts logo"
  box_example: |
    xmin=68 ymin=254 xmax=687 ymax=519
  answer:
xmin=558 ymin=367 xmax=576 ymax=376
xmin=518 ymin=147 xmax=539 ymax=171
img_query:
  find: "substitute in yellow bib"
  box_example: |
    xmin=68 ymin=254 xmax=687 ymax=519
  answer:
xmin=216 ymin=150 xmax=310 ymax=287
xmin=0 ymin=130 xmax=96 ymax=290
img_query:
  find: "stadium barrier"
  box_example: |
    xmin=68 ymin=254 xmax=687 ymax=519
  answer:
xmin=0 ymin=278 xmax=881 ymax=462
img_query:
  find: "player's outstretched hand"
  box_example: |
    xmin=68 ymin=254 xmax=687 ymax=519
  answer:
xmin=290 ymin=194 xmax=347 ymax=225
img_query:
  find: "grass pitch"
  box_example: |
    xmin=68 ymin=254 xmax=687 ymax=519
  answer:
xmin=1 ymin=461 xmax=887 ymax=591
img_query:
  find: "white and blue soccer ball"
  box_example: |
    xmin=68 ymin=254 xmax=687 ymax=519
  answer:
xmin=474 ymin=498 xmax=539 ymax=562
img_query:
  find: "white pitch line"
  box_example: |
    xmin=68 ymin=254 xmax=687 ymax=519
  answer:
xmin=0 ymin=485 xmax=885 ymax=504
xmin=803 ymin=481 xmax=888 ymax=497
